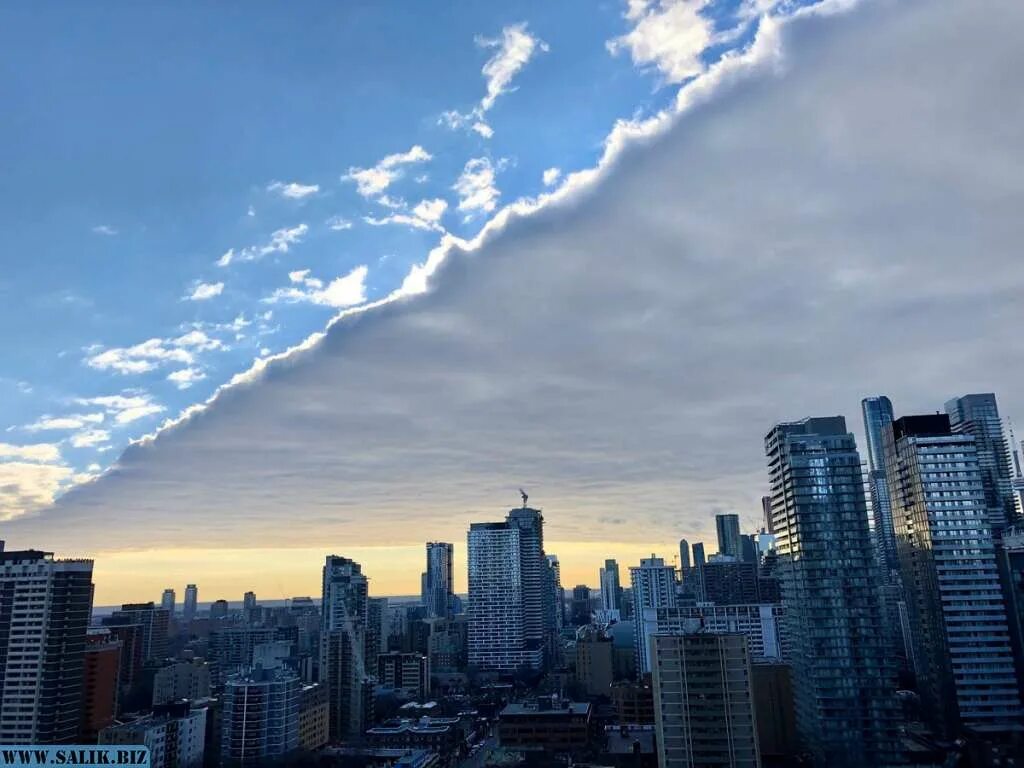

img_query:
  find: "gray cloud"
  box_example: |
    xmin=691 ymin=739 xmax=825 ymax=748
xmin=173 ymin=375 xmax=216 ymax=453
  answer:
xmin=9 ymin=0 xmax=1024 ymax=557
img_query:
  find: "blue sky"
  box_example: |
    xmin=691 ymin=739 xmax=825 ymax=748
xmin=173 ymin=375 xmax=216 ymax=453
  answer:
xmin=0 ymin=0 xmax=790 ymax=513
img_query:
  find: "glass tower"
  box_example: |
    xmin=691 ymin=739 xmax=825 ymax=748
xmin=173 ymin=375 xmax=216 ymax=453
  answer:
xmin=861 ymin=396 xmax=898 ymax=574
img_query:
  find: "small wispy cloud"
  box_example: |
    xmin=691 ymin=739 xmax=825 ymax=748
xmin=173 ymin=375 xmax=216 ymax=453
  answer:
xmin=0 ymin=442 xmax=62 ymax=463
xmin=267 ymin=181 xmax=320 ymax=200
xmin=217 ymin=224 xmax=309 ymax=267
xmin=69 ymin=429 xmax=111 ymax=449
xmin=542 ymin=167 xmax=562 ymax=186
xmin=454 ymin=158 xmax=505 ymax=216
xmin=85 ymin=331 xmax=224 ymax=375
xmin=185 ymin=281 xmax=224 ymax=301
xmin=326 ymin=215 xmax=353 ymax=231
xmin=363 ymin=198 xmax=448 ymax=233
xmin=167 ymin=367 xmax=207 ymax=390
xmin=265 ymin=266 xmax=368 ymax=309
xmin=24 ymin=414 xmax=105 ymax=433
xmin=92 ymin=225 xmax=118 ymax=236
xmin=342 ymin=146 xmax=432 ymax=199
xmin=440 ymin=23 xmax=548 ymax=139
xmin=75 ymin=393 xmax=165 ymax=425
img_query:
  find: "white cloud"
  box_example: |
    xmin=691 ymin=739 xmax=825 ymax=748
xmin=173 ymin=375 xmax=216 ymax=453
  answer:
xmin=24 ymin=414 xmax=105 ymax=432
xmin=248 ymin=206 xmax=256 ymax=217
xmin=0 ymin=462 xmax=72 ymax=522
xmin=92 ymin=225 xmax=118 ymax=236
xmin=168 ymin=368 xmax=207 ymax=389
xmin=453 ymin=158 xmax=504 ymax=215
xmin=0 ymin=442 xmax=62 ymax=463
xmin=542 ymin=167 xmax=562 ymax=186
xmin=74 ymin=394 xmax=166 ymax=425
xmin=70 ymin=429 xmax=111 ymax=448
xmin=85 ymin=330 xmax=223 ymax=375
xmin=326 ymin=216 xmax=353 ymax=231
xmin=413 ymin=198 xmax=448 ymax=224
xmin=185 ymin=281 xmax=224 ymax=301
xmin=267 ymin=181 xmax=320 ymax=199
xmin=266 ymin=266 xmax=368 ymax=309
xmin=216 ymin=224 xmax=309 ymax=267
xmin=607 ymin=0 xmax=714 ymax=84
xmin=363 ymin=197 xmax=449 ymax=233
xmin=343 ymin=146 xmax=433 ymax=198
xmin=441 ymin=23 xmax=549 ymax=139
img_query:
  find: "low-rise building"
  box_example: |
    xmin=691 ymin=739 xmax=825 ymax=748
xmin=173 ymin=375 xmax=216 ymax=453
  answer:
xmin=100 ymin=701 xmax=206 ymax=768
xmin=498 ymin=697 xmax=592 ymax=754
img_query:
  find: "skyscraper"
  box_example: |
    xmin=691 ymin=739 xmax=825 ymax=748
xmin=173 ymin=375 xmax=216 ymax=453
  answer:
xmin=651 ymin=632 xmax=760 ymax=768
xmin=677 ymin=539 xmax=691 ymax=572
xmin=885 ymin=413 xmax=1022 ymax=735
xmin=222 ymin=666 xmax=300 ymax=765
xmin=691 ymin=542 xmax=706 ymax=568
xmin=105 ymin=602 xmax=170 ymax=663
xmin=946 ymin=393 xmax=1021 ymax=532
xmin=422 ymin=542 xmax=454 ymax=619
xmin=599 ymin=558 xmax=622 ymax=612
xmin=629 ymin=556 xmax=677 ymax=674
xmin=161 ymin=588 xmax=176 ymax=616
xmin=546 ymin=554 xmax=565 ymax=630
xmin=466 ymin=504 xmax=551 ymax=672
xmin=320 ymin=556 xmax=369 ymax=741
xmin=765 ymin=417 xmax=898 ymax=767
xmin=0 ymin=547 xmax=94 ymax=743
xmin=715 ymin=514 xmax=741 ymax=558
xmin=183 ymin=584 xmax=198 ymax=624
xmin=861 ymin=396 xmax=897 ymax=573
xmin=243 ymin=591 xmax=257 ymax=614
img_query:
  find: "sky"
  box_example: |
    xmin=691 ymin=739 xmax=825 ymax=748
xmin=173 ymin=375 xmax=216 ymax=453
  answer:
xmin=2 ymin=0 xmax=1023 ymax=605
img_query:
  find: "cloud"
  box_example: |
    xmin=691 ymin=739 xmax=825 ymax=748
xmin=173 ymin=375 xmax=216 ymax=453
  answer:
xmin=216 ymin=224 xmax=309 ymax=267
xmin=363 ymin=198 xmax=449 ymax=233
xmin=607 ymin=0 xmax=714 ymax=84
xmin=8 ymin=0 xmax=1024 ymax=592
xmin=267 ymin=181 xmax=320 ymax=200
xmin=168 ymin=368 xmax=207 ymax=389
xmin=343 ymin=146 xmax=432 ymax=198
xmin=185 ymin=281 xmax=224 ymax=301
xmin=265 ymin=266 xmax=368 ymax=309
xmin=74 ymin=394 xmax=166 ymax=425
xmin=542 ymin=168 xmax=561 ymax=187
xmin=441 ymin=23 xmax=549 ymax=139
xmin=0 ymin=442 xmax=62 ymax=463
xmin=24 ymin=414 xmax=105 ymax=432
xmin=327 ymin=216 xmax=353 ymax=231
xmin=69 ymin=429 xmax=111 ymax=449
xmin=92 ymin=225 xmax=118 ymax=236
xmin=85 ymin=330 xmax=225 ymax=375
xmin=453 ymin=158 xmax=504 ymax=216
xmin=248 ymin=206 xmax=256 ymax=217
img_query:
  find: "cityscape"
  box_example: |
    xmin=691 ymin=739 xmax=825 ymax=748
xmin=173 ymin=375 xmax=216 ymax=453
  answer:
xmin=4 ymin=392 xmax=1024 ymax=767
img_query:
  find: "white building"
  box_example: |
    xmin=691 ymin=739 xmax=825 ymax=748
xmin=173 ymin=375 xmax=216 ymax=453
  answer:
xmin=101 ymin=702 xmax=206 ymax=768
xmin=629 ymin=556 xmax=677 ymax=674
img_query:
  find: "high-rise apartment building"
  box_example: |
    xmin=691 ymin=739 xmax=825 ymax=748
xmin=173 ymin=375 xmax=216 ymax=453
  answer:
xmin=153 ymin=660 xmax=211 ymax=705
xmin=600 ymin=559 xmax=622 ymax=612
xmin=161 ymin=588 xmax=176 ymax=616
xmin=221 ymin=666 xmax=300 ymax=766
xmin=651 ymin=632 xmax=760 ymax=768
xmin=377 ymin=652 xmax=430 ymax=700
xmin=677 ymin=540 xmax=691 ymax=572
xmin=698 ymin=557 xmax=758 ymax=605
xmin=80 ymin=629 xmax=121 ymax=742
xmin=467 ymin=506 xmax=551 ymax=672
xmin=946 ymin=393 xmax=1021 ymax=532
xmin=546 ymin=554 xmax=565 ymax=630
xmin=862 ymin=396 xmax=898 ymax=573
xmin=0 ymin=547 xmax=94 ymax=744
xmin=320 ymin=555 xmax=368 ymax=741
xmin=629 ymin=556 xmax=677 ymax=675
xmin=765 ymin=416 xmax=898 ymax=767
xmin=105 ymin=602 xmax=170 ymax=663
xmin=571 ymin=585 xmax=592 ymax=626
xmin=885 ymin=413 xmax=1022 ymax=735
xmin=639 ymin=604 xmax=784 ymax=664
xmin=691 ymin=543 xmax=706 ymax=568
xmin=243 ymin=591 xmax=257 ymax=614
xmin=715 ymin=514 xmax=742 ymax=558
xmin=422 ymin=542 xmax=454 ymax=619
xmin=182 ymin=584 xmax=198 ymax=623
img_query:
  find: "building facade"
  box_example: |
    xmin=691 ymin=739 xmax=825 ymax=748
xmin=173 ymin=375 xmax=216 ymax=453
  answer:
xmin=421 ymin=542 xmax=454 ymax=619
xmin=101 ymin=702 xmax=206 ymax=768
xmin=640 ymin=604 xmax=784 ymax=665
xmin=320 ymin=555 xmax=369 ymax=742
xmin=600 ymin=559 xmax=623 ymax=613
xmin=221 ymin=666 xmax=300 ymax=766
xmin=629 ymin=556 xmax=677 ymax=675
xmin=715 ymin=514 xmax=742 ymax=559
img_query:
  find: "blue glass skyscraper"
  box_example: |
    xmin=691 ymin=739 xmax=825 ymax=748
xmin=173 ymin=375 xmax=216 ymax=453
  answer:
xmin=861 ymin=396 xmax=898 ymax=574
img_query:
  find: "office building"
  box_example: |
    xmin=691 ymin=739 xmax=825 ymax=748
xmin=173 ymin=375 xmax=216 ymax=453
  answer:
xmin=946 ymin=393 xmax=1021 ymax=532
xmin=182 ymin=584 xmax=198 ymax=623
xmin=691 ymin=543 xmax=705 ymax=568
xmin=629 ymin=556 xmax=677 ymax=674
xmin=377 ymin=652 xmax=430 ymax=700
xmin=600 ymin=559 xmax=623 ymax=613
xmin=221 ymin=666 xmax=300 ymax=766
xmin=208 ymin=627 xmax=276 ymax=683
xmin=571 ymin=585 xmax=592 ymax=626
xmin=765 ymin=416 xmax=898 ymax=767
xmin=320 ymin=555 xmax=369 ymax=741
xmin=106 ymin=602 xmax=170 ymax=663
xmin=639 ymin=604 xmax=784 ymax=664
xmin=161 ymin=588 xmax=176 ymax=616
xmin=576 ymin=630 xmax=614 ymax=696
xmin=81 ymin=630 xmax=121 ymax=742
xmin=153 ymin=660 xmax=211 ymax=705
xmin=650 ymin=632 xmax=760 ymax=768
xmin=498 ymin=697 xmax=592 ymax=754
xmin=0 ymin=547 xmax=94 ymax=744
xmin=421 ymin=542 xmax=454 ymax=619
xmin=698 ymin=557 xmax=758 ymax=605
xmin=885 ymin=413 xmax=1022 ymax=735
xmin=467 ymin=506 xmax=550 ymax=672
xmin=715 ymin=514 xmax=742 ymax=558
xmin=101 ymin=701 xmax=206 ymax=768
xmin=862 ymin=396 xmax=898 ymax=573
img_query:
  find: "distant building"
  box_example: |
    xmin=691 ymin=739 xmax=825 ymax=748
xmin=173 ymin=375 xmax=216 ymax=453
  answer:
xmin=629 ymin=556 xmax=677 ymax=674
xmin=0 ymin=547 xmax=94 ymax=744
xmin=651 ymin=633 xmax=759 ymax=768
xmin=209 ymin=599 xmax=229 ymax=620
xmin=571 ymin=585 xmax=592 ymax=626
xmin=321 ymin=555 xmax=369 ymax=741
xmin=152 ymin=660 xmax=211 ymax=705
xmin=105 ymin=602 xmax=170 ymax=664
xmin=81 ymin=630 xmax=122 ymax=742
xmin=100 ymin=701 xmax=206 ymax=768
xmin=243 ymin=591 xmax=257 ymax=614
xmin=183 ymin=584 xmax=198 ymax=623
xmin=105 ymin=623 xmax=144 ymax=695
xmin=422 ymin=542 xmax=455 ymax=619
xmin=697 ymin=557 xmax=758 ymax=605
xmin=861 ymin=396 xmax=898 ymax=574
xmin=377 ymin=652 xmax=430 ymax=700
xmin=576 ymin=632 xmax=614 ymax=696
xmin=885 ymin=413 xmax=1022 ymax=735
xmin=207 ymin=627 xmax=276 ymax=683
xmin=765 ymin=416 xmax=898 ymax=767
xmin=221 ymin=666 xmax=300 ymax=766
xmin=498 ymin=697 xmax=592 ymax=754
xmin=161 ymin=588 xmax=176 ymax=616
xmin=677 ymin=540 xmax=691 ymax=573
xmin=600 ymin=559 xmax=623 ymax=612
xmin=715 ymin=514 xmax=741 ymax=558
xmin=691 ymin=543 xmax=705 ymax=568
